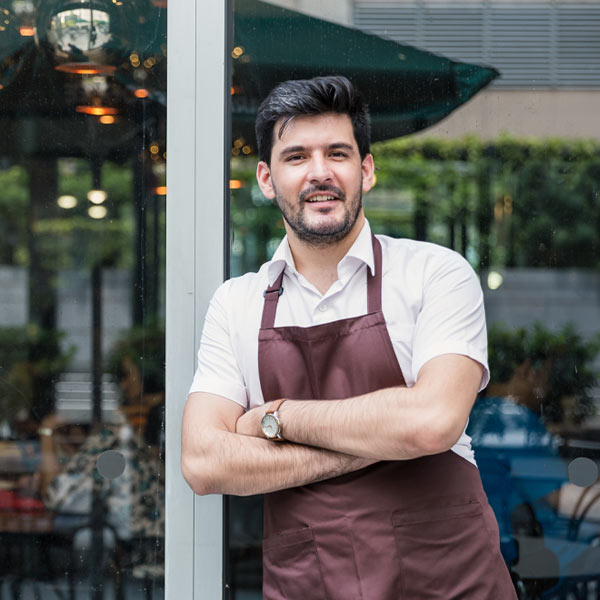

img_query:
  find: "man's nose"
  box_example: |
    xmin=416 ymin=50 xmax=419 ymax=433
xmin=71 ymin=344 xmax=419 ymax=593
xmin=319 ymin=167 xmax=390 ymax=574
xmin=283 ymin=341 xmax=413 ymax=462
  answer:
xmin=307 ymin=155 xmax=333 ymax=184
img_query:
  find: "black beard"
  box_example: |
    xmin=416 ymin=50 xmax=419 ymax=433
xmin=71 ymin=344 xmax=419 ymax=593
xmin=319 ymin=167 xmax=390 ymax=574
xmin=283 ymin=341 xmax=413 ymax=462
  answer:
xmin=275 ymin=183 xmax=363 ymax=248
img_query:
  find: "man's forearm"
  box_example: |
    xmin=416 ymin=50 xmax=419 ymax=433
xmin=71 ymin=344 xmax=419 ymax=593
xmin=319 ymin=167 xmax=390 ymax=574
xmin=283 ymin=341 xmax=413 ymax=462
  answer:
xmin=39 ymin=434 xmax=61 ymax=498
xmin=281 ymin=387 xmax=427 ymax=459
xmin=236 ymin=355 xmax=482 ymax=460
xmin=236 ymin=387 xmax=429 ymax=460
xmin=182 ymin=428 xmax=375 ymax=497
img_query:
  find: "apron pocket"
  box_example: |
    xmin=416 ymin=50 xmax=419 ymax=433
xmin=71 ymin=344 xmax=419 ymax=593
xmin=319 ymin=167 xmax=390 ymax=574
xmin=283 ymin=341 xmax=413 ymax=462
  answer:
xmin=392 ymin=500 xmax=496 ymax=599
xmin=262 ymin=527 xmax=327 ymax=600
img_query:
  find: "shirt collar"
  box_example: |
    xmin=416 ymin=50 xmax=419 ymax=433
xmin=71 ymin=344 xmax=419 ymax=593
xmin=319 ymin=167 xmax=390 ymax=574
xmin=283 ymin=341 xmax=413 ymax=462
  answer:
xmin=342 ymin=219 xmax=375 ymax=277
xmin=267 ymin=220 xmax=375 ymax=285
xmin=267 ymin=235 xmax=296 ymax=285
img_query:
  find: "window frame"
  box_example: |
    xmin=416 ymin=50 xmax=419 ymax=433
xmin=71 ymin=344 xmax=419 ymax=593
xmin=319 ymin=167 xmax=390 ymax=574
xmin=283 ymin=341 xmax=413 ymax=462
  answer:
xmin=166 ymin=0 xmax=230 ymax=597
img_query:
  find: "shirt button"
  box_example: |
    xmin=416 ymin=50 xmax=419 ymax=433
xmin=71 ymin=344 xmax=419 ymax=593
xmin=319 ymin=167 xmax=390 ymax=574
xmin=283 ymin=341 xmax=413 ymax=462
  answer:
xmin=318 ymin=304 xmax=328 ymax=312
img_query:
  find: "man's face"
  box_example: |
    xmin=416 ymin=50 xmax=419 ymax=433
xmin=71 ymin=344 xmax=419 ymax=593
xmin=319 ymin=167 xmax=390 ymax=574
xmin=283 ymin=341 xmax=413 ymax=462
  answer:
xmin=256 ymin=112 xmax=374 ymax=247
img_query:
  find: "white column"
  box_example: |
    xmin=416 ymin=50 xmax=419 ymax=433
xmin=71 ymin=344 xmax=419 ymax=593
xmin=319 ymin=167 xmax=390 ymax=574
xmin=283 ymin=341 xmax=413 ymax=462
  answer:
xmin=166 ymin=0 xmax=228 ymax=598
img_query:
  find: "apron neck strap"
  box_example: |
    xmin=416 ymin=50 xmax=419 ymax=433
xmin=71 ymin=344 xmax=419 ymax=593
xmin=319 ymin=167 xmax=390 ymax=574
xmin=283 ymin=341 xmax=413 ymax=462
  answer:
xmin=261 ymin=269 xmax=285 ymax=330
xmin=260 ymin=234 xmax=383 ymax=329
xmin=367 ymin=234 xmax=383 ymax=314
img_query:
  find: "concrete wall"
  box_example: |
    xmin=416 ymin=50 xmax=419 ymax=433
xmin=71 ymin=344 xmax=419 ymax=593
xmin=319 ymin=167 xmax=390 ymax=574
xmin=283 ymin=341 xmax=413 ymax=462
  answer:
xmin=266 ymin=0 xmax=353 ymax=25
xmin=483 ymin=267 xmax=600 ymax=410
xmin=0 ymin=266 xmax=27 ymax=327
xmin=483 ymin=267 xmax=600 ymax=365
xmin=4 ymin=263 xmax=597 ymax=365
xmin=417 ymin=90 xmax=600 ymax=141
xmin=484 ymin=268 xmax=600 ymax=336
xmin=0 ymin=266 xmax=132 ymax=371
xmin=56 ymin=269 xmax=132 ymax=370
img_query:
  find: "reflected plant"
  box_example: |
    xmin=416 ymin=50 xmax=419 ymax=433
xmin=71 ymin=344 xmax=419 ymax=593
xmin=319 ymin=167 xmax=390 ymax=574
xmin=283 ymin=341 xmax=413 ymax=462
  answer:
xmin=487 ymin=323 xmax=600 ymax=424
xmin=105 ymin=323 xmax=165 ymax=398
xmin=0 ymin=324 xmax=74 ymax=426
xmin=229 ymin=157 xmax=284 ymax=275
xmin=0 ymin=165 xmax=28 ymax=265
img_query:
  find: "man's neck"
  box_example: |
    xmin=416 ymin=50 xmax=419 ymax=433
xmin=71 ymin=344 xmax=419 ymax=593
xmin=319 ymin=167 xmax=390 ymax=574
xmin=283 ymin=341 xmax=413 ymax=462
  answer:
xmin=287 ymin=216 xmax=365 ymax=295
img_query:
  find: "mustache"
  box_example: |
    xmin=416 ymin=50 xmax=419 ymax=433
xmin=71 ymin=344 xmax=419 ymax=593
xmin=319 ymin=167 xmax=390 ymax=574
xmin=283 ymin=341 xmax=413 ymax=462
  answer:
xmin=298 ymin=185 xmax=346 ymax=203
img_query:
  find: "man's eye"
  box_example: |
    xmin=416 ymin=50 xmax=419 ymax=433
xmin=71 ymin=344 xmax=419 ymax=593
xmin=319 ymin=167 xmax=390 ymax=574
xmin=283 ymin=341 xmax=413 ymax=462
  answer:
xmin=330 ymin=151 xmax=348 ymax=158
xmin=286 ymin=155 xmax=304 ymax=162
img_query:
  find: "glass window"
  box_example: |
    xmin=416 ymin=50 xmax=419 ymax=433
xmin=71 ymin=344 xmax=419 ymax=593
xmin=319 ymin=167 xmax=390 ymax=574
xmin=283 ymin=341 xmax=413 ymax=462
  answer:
xmin=225 ymin=1 xmax=600 ymax=598
xmin=0 ymin=1 xmax=166 ymax=597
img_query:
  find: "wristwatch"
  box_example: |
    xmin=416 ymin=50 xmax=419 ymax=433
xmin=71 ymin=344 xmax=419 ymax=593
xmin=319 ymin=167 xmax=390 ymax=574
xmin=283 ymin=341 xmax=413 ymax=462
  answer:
xmin=261 ymin=399 xmax=286 ymax=441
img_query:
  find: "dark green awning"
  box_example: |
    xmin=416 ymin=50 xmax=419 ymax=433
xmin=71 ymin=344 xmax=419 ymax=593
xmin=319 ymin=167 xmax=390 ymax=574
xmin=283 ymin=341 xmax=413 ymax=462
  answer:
xmin=232 ymin=0 xmax=499 ymax=142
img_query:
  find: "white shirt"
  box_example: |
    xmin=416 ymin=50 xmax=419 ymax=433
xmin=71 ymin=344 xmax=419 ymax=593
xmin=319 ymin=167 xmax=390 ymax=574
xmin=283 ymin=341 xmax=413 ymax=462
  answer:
xmin=190 ymin=221 xmax=489 ymax=465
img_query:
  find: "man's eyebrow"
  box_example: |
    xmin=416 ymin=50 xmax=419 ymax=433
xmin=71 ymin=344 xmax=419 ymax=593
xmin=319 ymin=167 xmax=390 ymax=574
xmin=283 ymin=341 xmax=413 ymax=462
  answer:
xmin=328 ymin=142 xmax=355 ymax=152
xmin=278 ymin=142 xmax=355 ymax=155
xmin=279 ymin=145 xmax=307 ymax=155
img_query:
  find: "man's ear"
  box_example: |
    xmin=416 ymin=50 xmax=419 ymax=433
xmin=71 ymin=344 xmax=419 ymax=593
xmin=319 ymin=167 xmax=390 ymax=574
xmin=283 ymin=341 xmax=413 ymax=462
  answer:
xmin=256 ymin=161 xmax=276 ymax=200
xmin=361 ymin=153 xmax=375 ymax=193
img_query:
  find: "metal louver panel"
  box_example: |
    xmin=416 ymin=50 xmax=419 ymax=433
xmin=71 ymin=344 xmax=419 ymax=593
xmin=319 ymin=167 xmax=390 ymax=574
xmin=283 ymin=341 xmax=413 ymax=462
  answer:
xmin=488 ymin=4 xmax=553 ymax=87
xmin=354 ymin=1 xmax=600 ymax=88
xmin=421 ymin=4 xmax=486 ymax=64
xmin=556 ymin=4 xmax=600 ymax=86
xmin=354 ymin=5 xmax=420 ymax=45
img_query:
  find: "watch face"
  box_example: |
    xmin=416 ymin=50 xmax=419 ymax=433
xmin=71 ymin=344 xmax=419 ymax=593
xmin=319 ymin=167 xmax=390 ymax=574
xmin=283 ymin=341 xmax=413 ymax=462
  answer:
xmin=261 ymin=414 xmax=279 ymax=438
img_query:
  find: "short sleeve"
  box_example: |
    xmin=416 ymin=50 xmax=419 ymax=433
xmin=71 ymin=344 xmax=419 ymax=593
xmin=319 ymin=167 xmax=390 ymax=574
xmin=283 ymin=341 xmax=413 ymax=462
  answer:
xmin=188 ymin=281 xmax=248 ymax=407
xmin=411 ymin=250 xmax=489 ymax=391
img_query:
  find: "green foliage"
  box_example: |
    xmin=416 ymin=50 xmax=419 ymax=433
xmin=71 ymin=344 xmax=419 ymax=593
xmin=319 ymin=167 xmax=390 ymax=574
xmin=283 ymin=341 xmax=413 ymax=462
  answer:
xmin=488 ymin=322 xmax=600 ymax=424
xmin=0 ymin=165 xmax=28 ymax=265
xmin=34 ymin=217 xmax=132 ymax=270
xmin=230 ymin=158 xmax=284 ymax=275
xmin=0 ymin=159 xmax=136 ymax=270
xmin=105 ymin=323 xmax=165 ymax=396
xmin=371 ymin=135 xmax=600 ymax=269
xmin=0 ymin=324 xmax=74 ymax=422
xmin=42 ymin=160 xmax=135 ymax=269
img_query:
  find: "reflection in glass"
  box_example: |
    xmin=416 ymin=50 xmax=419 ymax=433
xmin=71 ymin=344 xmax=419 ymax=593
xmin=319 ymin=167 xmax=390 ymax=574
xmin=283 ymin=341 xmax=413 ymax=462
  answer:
xmin=0 ymin=0 xmax=166 ymax=596
xmin=49 ymin=8 xmax=112 ymax=52
xmin=35 ymin=0 xmax=140 ymax=75
xmin=228 ymin=131 xmax=600 ymax=600
xmin=467 ymin=323 xmax=600 ymax=597
xmin=227 ymin=2 xmax=600 ymax=599
xmin=0 ymin=4 xmax=28 ymax=89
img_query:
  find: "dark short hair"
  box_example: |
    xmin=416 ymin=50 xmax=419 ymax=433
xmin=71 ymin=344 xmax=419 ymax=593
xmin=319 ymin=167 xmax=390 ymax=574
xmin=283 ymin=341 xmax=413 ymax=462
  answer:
xmin=255 ymin=75 xmax=371 ymax=164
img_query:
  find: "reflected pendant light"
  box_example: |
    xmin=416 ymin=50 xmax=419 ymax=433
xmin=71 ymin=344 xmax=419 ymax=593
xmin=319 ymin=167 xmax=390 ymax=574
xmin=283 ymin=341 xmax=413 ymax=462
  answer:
xmin=74 ymin=74 xmax=120 ymax=118
xmin=35 ymin=0 xmax=141 ymax=75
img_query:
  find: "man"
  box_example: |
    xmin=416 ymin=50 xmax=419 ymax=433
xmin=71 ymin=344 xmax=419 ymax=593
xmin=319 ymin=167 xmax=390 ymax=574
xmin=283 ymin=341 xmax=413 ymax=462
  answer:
xmin=182 ymin=76 xmax=516 ymax=599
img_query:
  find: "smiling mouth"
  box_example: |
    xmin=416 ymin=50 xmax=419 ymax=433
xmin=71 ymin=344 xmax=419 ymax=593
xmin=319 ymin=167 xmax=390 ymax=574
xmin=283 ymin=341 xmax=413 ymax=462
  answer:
xmin=305 ymin=195 xmax=338 ymax=203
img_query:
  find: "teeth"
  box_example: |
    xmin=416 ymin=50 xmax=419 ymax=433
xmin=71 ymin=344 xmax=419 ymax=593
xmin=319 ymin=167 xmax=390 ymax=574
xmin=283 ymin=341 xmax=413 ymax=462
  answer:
xmin=307 ymin=195 xmax=336 ymax=202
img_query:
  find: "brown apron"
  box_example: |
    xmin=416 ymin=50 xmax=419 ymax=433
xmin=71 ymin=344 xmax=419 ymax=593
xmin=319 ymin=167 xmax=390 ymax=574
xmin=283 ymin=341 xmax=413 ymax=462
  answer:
xmin=258 ymin=236 xmax=516 ymax=600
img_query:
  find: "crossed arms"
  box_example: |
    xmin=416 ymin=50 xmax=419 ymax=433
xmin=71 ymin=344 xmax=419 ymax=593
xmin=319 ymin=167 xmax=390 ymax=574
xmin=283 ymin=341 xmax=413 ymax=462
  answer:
xmin=181 ymin=353 xmax=482 ymax=496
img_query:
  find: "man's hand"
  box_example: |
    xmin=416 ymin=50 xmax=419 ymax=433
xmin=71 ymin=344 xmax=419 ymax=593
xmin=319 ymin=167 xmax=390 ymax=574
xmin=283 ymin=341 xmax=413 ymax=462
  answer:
xmin=39 ymin=412 xmax=63 ymax=433
xmin=182 ymin=355 xmax=481 ymax=496
xmin=181 ymin=393 xmax=375 ymax=496
xmin=37 ymin=412 xmax=63 ymax=498
xmin=235 ymin=402 xmax=272 ymax=437
xmin=234 ymin=354 xmax=483 ymax=461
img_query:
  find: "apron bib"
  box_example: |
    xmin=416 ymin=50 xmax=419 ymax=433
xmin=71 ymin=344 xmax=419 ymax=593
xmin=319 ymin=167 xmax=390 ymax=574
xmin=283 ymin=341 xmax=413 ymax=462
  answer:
xmin=258 ymin=236 xmax=515 ymax=600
